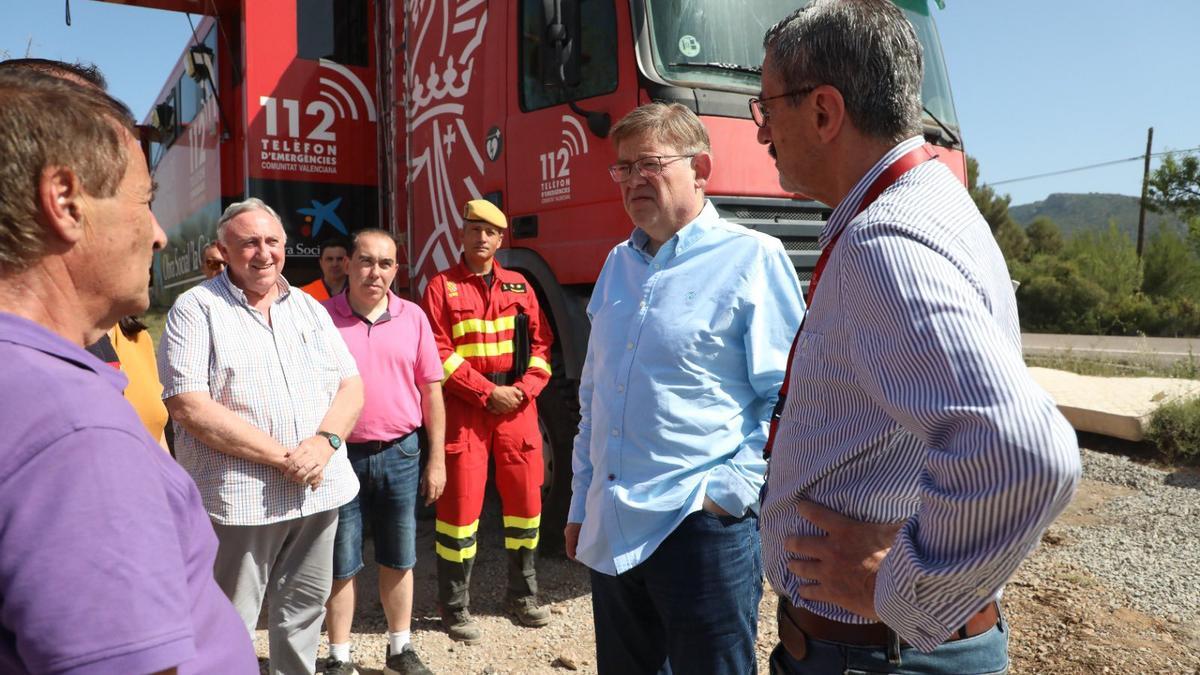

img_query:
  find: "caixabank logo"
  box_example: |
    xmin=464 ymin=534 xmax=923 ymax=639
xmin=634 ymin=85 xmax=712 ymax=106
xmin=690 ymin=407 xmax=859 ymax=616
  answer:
xmin=248 ymin=179 xmax=377 ymax=258
xmin=298 ymin=197 xmax=348 ymax=238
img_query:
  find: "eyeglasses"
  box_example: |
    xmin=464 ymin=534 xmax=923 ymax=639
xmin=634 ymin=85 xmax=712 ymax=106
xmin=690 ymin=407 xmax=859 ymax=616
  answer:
xmin=748 ymin=86 xmax=817 ymax=127
xmin=204 ymin=259 xmax=226 ymax=272
xmin=608 ymin=155 xmax=696 ymax=182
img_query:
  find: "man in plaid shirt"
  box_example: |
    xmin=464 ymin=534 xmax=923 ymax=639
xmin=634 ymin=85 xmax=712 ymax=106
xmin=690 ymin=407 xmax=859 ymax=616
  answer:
xmin=160 ymin=198 xmax=364 ymax=675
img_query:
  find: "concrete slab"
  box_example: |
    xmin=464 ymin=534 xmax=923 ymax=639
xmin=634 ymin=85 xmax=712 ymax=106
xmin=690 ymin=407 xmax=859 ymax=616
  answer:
xmin=1029 ymin=367 xmax=1200 ymax=441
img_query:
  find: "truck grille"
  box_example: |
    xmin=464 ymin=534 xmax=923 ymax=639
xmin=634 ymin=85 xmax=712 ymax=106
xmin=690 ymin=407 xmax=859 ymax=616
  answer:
xmin=710 ymin=195 xmax=831 ymax=286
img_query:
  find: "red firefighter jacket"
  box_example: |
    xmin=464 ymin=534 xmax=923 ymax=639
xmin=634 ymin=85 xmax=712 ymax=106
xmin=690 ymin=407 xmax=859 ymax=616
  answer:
xmin=421 ymin=259 xmax=554 ymax=408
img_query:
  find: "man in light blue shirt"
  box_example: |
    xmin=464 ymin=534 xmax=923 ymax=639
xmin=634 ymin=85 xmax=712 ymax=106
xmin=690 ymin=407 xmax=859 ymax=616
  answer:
xmin=565 ymin=102 xmax=804 ymax=675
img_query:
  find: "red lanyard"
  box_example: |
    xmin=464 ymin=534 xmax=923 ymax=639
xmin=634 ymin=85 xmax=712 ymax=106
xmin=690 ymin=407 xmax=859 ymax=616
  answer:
xmin=762 ymin=144 xmax=938 ymax=459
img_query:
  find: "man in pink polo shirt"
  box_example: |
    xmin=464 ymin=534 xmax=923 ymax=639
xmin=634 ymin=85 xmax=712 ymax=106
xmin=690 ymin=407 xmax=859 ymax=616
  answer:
xmin=321 ymin=229 xmax=446 ymax=675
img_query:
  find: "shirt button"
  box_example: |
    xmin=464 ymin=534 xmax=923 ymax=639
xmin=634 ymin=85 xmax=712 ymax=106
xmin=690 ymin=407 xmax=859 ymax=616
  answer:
xmin=617 ymin=384 xmax=625 ymax=393
xmin=611 ymin=428 xmax=620 ymax=437
xmin=974 ymin=587 xmax=991 ymax=598
xmin=608 ymin=474 xmax=616 ymax=481
xmin=626 ymin=342 xmax=634 ymax=350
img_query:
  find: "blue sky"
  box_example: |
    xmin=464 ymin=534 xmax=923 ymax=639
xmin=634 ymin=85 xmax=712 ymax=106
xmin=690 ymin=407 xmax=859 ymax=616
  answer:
xmin=2 ymin=0 xmax=1196 ymax=207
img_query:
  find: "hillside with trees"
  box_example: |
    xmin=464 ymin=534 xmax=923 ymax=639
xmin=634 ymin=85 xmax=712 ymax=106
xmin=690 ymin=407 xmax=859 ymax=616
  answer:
xmin=971 ymin=154 xmax=1200 ymax=337
xmin=1010 ymin=193 xmax=1185 ymax=239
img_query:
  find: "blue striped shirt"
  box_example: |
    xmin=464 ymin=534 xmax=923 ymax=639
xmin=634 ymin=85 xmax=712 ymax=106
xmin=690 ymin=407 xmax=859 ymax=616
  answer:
xmin=761 ymin=136 xmax=1081 ymax=652
xmin=570 ymin=200 xmax=805 ymax=575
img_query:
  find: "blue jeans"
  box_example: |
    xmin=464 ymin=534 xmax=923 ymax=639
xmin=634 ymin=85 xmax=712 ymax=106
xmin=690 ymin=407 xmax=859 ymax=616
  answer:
xmin=589 ymin=509 xmax=763 ymax=675
xmin=769 ymin=616 xmax=1009 ymax=675
xmin=332 ymin=433 xmax=421 ymax=578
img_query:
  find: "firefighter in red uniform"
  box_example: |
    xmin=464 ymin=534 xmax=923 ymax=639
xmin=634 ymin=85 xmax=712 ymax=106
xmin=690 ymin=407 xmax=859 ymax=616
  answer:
xmin=421 ymin=199 xmax=554 ymax=644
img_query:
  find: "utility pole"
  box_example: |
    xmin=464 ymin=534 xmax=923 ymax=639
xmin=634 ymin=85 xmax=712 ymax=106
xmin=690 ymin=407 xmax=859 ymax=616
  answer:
xmin=1137 ymin=126 xmax=1154 ymax=258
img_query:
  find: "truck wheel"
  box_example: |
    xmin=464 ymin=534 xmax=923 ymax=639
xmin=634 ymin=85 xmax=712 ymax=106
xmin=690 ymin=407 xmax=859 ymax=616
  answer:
xmin=537 ymin=346 xmax=580 ymax=555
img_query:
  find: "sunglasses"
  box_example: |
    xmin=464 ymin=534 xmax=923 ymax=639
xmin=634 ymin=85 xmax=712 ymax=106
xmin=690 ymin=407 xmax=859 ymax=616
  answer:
xmin=204 ymin=259 xmax=226 ymax=272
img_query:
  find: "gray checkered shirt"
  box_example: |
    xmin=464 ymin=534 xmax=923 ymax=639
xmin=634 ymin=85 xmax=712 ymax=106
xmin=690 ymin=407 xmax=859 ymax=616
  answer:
xmin=159 ymin=272 xmax=360 ymax=525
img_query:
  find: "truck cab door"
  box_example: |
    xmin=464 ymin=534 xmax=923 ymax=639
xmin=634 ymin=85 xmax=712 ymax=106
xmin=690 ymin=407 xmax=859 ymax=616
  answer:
xmin=503 ymin=0 xmax=638 ymax=284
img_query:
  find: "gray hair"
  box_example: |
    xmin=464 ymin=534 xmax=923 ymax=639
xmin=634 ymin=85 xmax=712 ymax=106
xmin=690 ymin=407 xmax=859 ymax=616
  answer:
xmin=763 ymin=0 xmax=923 ymax=143
xmin=216 ymin=198 xmax=284 ymax=242
xmin=611 ymin=102 xmax=711 ymax=156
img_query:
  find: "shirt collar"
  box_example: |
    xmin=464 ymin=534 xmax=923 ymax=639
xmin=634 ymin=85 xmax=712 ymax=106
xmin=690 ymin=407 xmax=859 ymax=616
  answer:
xmin=820 ymin=135 xmax=926 ymax=248
xmin=451 ymin=257 xmax=504 ymax=281
xmin=216 ymin=268 xmax=294 ymax=305
xmin=628 ymin=199 xmax=719 ymax=260
xmin=0 ymin=312 xmax=127 ymax=393
xmin=331 ymin=289 xmax=399 ymax=325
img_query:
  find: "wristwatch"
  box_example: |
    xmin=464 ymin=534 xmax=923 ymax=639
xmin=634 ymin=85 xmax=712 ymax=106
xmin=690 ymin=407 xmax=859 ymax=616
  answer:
xmin=316 ymin=431 xmax=343 ymax=450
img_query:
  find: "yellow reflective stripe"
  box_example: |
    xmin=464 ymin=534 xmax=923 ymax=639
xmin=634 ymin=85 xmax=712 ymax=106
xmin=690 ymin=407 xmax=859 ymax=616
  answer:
xmin=436 ymin=541 xmax=479 ymax=562
xmin=442 ymin=353 xmax=465 ymax=380
xmin=455 ymin=340 xmax=514 ymax=358
xmin=528 ymin=356 xmax=551 ymax=374
xmin=504 ymin=535 xmax=540 ymax=550
xmin=451 ymin=316 xmax=516 ymax=339
xmin=435 ymin=519 xmax=479 ymax=539
xmin=503 ymin=514 xmax=541 ymax=529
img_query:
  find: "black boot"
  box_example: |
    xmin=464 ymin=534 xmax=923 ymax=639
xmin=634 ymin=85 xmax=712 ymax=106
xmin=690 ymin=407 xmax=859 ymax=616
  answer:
xmin=506 ymin=547 xmax=550 ymax=627
xmin=437 ymin=555 xmax=482 ymax=643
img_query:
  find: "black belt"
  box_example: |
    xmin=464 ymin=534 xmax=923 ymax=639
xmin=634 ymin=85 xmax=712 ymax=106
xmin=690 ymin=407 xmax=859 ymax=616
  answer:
xmin=484 ymin=371 xmax=515 ymax=386
xmin=346 ymin=430 xmax=416 ymax=454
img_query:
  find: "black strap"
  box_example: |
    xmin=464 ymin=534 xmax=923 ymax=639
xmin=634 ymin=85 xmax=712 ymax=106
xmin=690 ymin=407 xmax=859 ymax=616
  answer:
xmin=511 ymin=309 xmax=530 ymax=381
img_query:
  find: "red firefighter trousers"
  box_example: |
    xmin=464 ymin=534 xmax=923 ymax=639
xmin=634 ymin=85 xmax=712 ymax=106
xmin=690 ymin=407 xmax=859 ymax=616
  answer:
xmin=435 ymin=394 xmax=543 ymax=607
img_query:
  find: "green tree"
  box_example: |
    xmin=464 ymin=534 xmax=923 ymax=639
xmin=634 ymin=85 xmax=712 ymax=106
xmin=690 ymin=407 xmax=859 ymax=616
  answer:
xmin=1148 ymin=152 xmax=1200 ymax=220
xmin=967 ymin=155 xmax=1015 ymax=235
xmin=1026 ymin=216 xmax=1064 ymax=256
xmin=1066 ymin=221 xmax=1141 ymax=299
xmin=1147 ymin=152 xmax=1200 ymax=251
xmin=994 ymin=219 xmax=1029 ymax=261
xmin=1142 ymin=227 xmax=1200 ymax=300
xmin=1014 ymin=255 xmax=1106 ymax=333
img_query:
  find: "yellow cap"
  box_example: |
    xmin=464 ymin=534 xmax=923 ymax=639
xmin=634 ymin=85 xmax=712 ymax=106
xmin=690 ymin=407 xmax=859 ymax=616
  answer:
xmin=462 ymin=199 xmax=507 ymax=229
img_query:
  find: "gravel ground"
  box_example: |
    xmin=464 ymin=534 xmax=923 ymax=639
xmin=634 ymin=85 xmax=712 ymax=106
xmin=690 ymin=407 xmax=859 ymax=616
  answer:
xmin=1040 ymin=448 xmax=1200 ymax=625
xmin=253 ymin=447 xmax=1200 ymax=674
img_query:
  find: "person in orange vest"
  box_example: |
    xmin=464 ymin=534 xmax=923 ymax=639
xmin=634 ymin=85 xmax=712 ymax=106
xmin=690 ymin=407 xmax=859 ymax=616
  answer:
xmin=299 ymin=239 xmax=349 ymax=301
xmin=421 ymin=199 xmax=554 ymax=643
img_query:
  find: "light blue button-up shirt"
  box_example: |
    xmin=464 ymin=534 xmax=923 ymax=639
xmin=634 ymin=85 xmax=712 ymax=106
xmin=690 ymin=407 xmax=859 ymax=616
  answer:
xmin=569 ymin=200 xmax=805 ymax=575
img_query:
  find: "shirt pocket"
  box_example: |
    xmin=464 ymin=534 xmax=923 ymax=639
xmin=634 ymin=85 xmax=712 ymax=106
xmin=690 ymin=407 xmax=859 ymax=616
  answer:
xmin=296 ymin=324 xmax=343 ymax=386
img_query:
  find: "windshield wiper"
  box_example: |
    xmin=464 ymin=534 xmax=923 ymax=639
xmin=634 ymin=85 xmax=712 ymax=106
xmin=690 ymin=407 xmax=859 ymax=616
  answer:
xmin=923 ymin=106 xmax=961 ymax=148
xmin=667 ymin=62 xmax=762 ymax=76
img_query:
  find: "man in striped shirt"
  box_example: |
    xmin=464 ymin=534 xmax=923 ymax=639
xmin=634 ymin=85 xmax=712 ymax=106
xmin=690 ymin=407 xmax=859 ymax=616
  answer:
xmin=754 ymin=2 xmax=1081 ymax=673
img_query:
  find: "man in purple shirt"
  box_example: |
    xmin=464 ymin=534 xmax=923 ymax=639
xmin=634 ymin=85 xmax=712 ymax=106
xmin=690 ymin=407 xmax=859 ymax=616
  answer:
xmin=0 ymin=68 xmax=256 ymax=674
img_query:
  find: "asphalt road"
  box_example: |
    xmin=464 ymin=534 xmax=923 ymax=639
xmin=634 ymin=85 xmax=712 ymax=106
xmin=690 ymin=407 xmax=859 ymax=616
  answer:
xmin=1023 ymin=333 xmax=1200 ymax=367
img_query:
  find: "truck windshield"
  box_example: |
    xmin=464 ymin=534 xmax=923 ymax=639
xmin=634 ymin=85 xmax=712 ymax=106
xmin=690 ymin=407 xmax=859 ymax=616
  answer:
xmin=644 ymin=0 xmax=959 ymax=133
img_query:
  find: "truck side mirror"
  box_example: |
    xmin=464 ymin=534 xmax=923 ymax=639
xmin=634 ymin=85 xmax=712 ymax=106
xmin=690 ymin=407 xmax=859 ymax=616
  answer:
xmin=540 ymin=0 xmax=582 ymax=89
xmin=151 ymin=102 xmax=176 ymax=139
xmin=539 ymin=0 xmax=610 ymax=138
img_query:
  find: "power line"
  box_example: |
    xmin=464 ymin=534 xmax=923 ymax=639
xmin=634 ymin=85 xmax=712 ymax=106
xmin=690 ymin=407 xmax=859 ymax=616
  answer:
xmin=989 ymin=146 xmax=1200 ymax=186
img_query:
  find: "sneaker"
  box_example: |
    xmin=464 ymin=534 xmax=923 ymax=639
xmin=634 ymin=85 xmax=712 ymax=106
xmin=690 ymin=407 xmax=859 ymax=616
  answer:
xmin=383 ymin=644 xmax=434 ymax=675
xmin=321 ymin=655 xmax=359 ymax=675
xmin=506 ymin=595 xmax=551 ymax=627
xmin=441 ymin=607 xmax=483 ymax=644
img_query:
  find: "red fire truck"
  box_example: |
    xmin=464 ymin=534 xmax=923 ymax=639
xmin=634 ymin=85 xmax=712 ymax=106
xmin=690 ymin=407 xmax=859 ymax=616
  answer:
xmin=99 ymin=0 xmax=964 ymax=540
